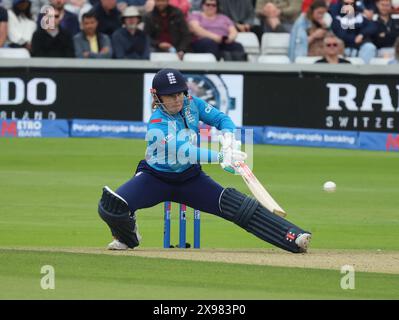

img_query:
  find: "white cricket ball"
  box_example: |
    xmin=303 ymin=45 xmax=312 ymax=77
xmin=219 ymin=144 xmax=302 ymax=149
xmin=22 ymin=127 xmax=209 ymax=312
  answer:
xmin=323 ymin=181 xmax=336 ymax=193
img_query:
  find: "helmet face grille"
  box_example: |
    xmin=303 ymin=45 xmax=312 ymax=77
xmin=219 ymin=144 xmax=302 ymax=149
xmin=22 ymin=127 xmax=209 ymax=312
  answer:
xmin=152 ymin=68 xmax=188 ymax=95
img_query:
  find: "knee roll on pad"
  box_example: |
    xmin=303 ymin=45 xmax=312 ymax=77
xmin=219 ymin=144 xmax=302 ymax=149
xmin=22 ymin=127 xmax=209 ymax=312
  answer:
xmin=98 ymin=186 xmax=140 ymax=248
xmin=219 ymin=188 xmax=308 ymax=253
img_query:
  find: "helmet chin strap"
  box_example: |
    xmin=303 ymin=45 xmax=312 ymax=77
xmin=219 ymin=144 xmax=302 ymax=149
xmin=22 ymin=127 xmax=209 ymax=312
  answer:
xmin=151 ymin=91 xmax=191 ymax=117
xmin=152 ymin=93 xmax=176 ymax=117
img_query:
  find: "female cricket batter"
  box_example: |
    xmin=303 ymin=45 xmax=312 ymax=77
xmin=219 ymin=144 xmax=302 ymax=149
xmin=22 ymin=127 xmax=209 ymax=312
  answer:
xmin=98 ymin=68 xmax=311 ymax=253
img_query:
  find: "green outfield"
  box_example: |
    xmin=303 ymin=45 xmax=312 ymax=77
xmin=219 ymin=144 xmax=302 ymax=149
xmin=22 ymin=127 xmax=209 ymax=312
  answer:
xmin=0 ymin=138 xmax=398 ymax=299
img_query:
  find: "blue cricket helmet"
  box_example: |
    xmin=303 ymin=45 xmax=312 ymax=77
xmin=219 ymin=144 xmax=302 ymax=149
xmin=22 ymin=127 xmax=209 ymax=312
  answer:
xmin=152 ymin=68 xmax=188 ymax=96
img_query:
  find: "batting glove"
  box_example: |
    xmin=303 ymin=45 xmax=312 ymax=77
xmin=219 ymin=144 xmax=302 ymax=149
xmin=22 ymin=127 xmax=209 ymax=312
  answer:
xmin=218 ymin=132 xmax=247 ymax=174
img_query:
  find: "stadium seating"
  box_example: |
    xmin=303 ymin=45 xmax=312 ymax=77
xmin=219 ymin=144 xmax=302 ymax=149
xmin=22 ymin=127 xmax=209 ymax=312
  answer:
xmin=235 ymin=32 xmax=260 ymax=55
xmin=261 ymin=33 xmax=290 ymax=55
xmin=0 ymin=48 xmax=31 ymax=58
xmin=345 ymin=57 xmax=365 ymax=65
xmin=183 ymin=53 xmax=217 ymax=62
xmin=150 ymin=52 xmax=180 ymax=62
xmin=370 ymin=57 xmax=390 ymax=65
xmin=257 ymin=55 xmax=290 ymax=64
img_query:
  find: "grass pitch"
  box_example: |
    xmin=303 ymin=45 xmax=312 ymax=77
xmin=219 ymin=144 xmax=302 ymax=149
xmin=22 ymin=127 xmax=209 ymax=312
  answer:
xmin=0 ymin=138 xmax=398 ymax=299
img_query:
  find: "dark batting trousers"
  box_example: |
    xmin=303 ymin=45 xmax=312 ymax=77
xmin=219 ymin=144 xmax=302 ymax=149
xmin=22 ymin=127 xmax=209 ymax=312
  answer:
xmin=116 ymin=160 xmax=224 ymax=216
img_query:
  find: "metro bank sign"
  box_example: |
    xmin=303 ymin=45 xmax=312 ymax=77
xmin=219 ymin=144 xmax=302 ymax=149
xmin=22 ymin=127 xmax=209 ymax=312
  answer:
xmin=0 ymin=120 xmax=44 ymax=137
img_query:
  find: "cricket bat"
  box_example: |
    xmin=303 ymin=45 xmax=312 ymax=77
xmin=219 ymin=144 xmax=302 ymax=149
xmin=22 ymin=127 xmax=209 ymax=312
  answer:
xmin=235 ymin=162 xmax=287 ymax=218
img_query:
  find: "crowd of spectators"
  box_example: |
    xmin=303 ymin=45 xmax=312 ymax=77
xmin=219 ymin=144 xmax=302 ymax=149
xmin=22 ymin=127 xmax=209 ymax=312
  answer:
xmin=0 ymin=0 xmax=399 ymax=64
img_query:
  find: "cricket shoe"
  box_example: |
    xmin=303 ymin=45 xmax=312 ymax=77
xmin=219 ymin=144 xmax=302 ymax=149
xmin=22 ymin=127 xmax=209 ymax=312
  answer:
xmin=295 ymin=233 xmax=312 ymax=253
xmin=107 ymin=239 xmax=129 ymax=250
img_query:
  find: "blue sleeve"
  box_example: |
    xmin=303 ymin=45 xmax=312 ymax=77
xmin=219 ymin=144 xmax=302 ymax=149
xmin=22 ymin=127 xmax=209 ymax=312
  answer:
xmin=147 ymin=119 xmax=219 ymax=164
xmin=188 ymin=145 xmax=219 ymax=163
xmin=288 ymin=16 xmax=308 ymax=62
xmin=194 ymin=96 xmax=236 ymax=133
xmin=73 ymin=35 xmax=85 ymax=58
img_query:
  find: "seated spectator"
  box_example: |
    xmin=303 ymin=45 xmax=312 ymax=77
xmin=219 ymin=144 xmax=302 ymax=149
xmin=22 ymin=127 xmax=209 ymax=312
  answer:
xmin=315 ymin=32 xmax=351 ymax=63
xmin=31 ymin=7 xmax=75 ymax=56
xmin=0 ymin=4 xmax=8 ymax=47
xmin=288 ymin=0 xmax=330 ymax=62
xmin=47 ymin=0 xmax=80 ymax=35
xmin=372 ymin=0 xmax=399 ymax=59
xmin=188 ymin=0 xmax=246 ymax=61
xmin=219 ymin=0 xmax=256 ymax=33
xmin=253 ymin=2 xmax=288 ymax=41
xmin=93 ymin=0 xmax=121 ymax=36
xmin=112 ymin=6 xmax=149 ymax=59
xmin=7 ymin=0 xmax=36 ymax=50
xmin=144 ymin=0 xmax=190 ymax=60
xmin=388 ymin=37 xmax=399 ymax=63
xmin=256 ymin=0 xmax=302 ymax=32
xmin=329 ymin=0 xmax=377 ymax=22
xmin=305 ymin=0 xmax=375 ymax=17
xmin=331 ymin=0 xmax=378 ymax=63
xmin=65 ymin=0 xmax=93 ymax=22
xmin=73 ymin=10 xmax=112 ymax=57
xmin=169 ymin=0 xmax=190 ymax=17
